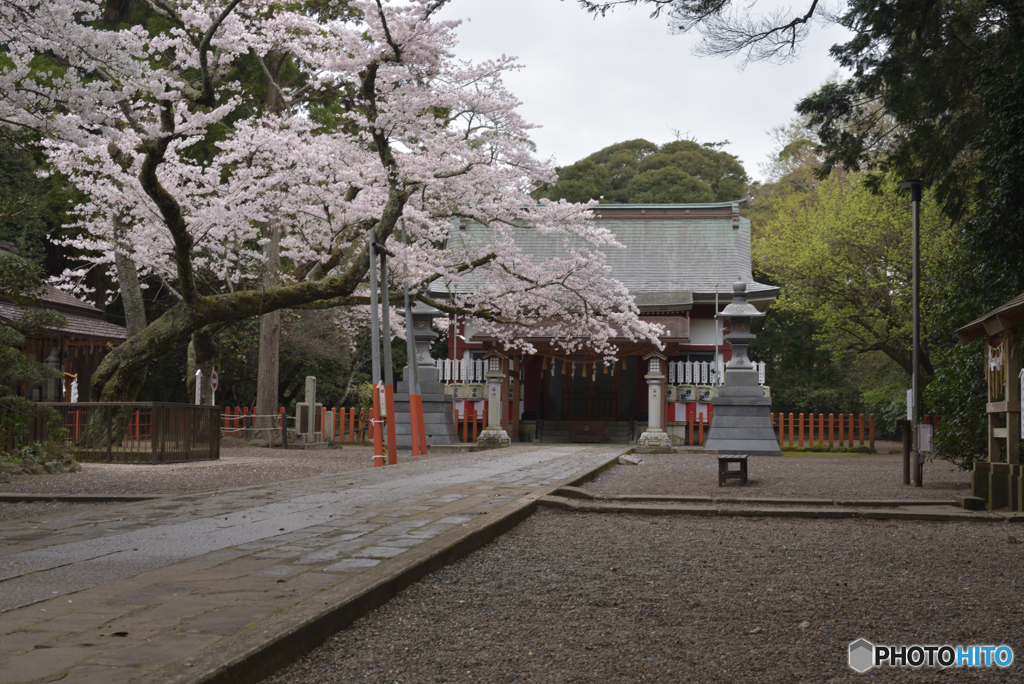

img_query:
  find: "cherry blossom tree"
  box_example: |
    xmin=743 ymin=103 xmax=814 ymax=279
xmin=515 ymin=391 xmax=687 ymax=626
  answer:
xmin=0 ymin=0 xmax=662 ymax=406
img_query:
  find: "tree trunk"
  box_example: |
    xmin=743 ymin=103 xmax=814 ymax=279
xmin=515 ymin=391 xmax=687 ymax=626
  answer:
xmin=186 ymin=324 xmax=219 ymax=405
xmin=254 ymin=221 xmax=282 ymax=440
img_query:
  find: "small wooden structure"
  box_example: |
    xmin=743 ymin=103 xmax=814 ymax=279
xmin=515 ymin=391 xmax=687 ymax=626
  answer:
xmin=956 ymin=293 xmax=1024 ymax=510
xmin=718 ymin=456 xmax=748 ymax=486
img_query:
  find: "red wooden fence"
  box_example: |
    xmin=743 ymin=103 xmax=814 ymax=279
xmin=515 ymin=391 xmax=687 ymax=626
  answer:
xmin=221 ymin=406 xmax=370 ymax=443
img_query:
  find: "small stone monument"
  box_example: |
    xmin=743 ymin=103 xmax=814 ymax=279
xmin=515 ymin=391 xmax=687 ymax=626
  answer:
xmin=637 ymin=351 xmax=672 ymax=450
xmin=295 ymin=375 xmax=323 ymax=444
xmin=477 ymin=349 xmax=511 ymax=448
xmin=703 ymin=282 xmax=782 ymax=455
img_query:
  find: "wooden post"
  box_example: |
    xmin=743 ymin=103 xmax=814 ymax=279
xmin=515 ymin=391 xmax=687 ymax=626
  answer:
xmin=798 ymin=413 xmax=804 ymax=447
xmin=787 ymin=412 xmax=794 ymax=447
xmin=838 ymin=413 xmax=845 ymax=447
xmin=869 ymin=414 xmax=875 ymax=450
xmin=859 ymin=413 xmax=865 ymax=446
xmin=511 ymin=356 xmax=520 ymax=442
xmin=818 ymin=414 xmax=824 ymax=449
xmin=828 ymin=413 xmax=834 ymax=448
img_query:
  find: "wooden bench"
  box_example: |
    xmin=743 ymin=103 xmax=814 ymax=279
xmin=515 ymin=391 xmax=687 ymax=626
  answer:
xmin=718 ymin=456 xmax=748 ymax=486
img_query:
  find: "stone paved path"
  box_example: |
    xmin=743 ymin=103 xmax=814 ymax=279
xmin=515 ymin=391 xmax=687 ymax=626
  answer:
xmin=0 ymin=445 xmax=622 ymax=684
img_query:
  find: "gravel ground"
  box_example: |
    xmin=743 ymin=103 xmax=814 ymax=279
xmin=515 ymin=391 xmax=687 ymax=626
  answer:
xmin=0 ymin=443 xmax=451 ymax=522
xmin=267 ymin=508 xmax=1024 ymax=683
xmin=0 ymin=444 xmax=444 ymax=496
xmin=586 ymin=452 xmax=971 ymax=501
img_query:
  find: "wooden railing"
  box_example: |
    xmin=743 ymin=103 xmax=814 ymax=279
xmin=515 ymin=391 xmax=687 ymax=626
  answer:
xmin=12 ymin=403 xmax=221 ymax=463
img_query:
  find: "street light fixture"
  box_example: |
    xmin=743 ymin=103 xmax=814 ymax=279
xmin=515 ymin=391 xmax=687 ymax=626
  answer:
xmin=897 ymin=178 xmax=923 ymax=487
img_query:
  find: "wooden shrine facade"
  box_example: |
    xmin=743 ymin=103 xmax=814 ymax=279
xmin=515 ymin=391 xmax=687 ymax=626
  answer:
xmin=438 ymin=203 xmax=780 ymax=442
xmin=1 ymin=284 xmax=128 ymax=403
xmin=956 ymin=293 xmax=1024 ymax=510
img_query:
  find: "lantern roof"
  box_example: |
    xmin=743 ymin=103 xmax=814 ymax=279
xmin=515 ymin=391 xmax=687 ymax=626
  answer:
xmin=716 ymin=281 xmax=765 ymax=320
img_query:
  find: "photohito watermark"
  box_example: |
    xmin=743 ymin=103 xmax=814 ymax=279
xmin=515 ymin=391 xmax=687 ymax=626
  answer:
xmin=848 ymin=639 xmax=1014 ymax=673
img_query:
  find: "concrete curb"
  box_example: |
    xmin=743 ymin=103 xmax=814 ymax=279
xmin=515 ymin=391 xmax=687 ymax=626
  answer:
xmin=553 ymin=489 xmax=956 ymax=508
xmin=537 ymin=495 xmax=1010 ymax=522
xmin=160 ymin=452 xmax=624 ymax=684
xmin=0 ymin=493 xmax=165 ymax=503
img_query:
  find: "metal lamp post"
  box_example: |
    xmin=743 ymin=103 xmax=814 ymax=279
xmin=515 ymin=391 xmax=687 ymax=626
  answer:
xmin=897 ymin=178 xmax=923 ymax=487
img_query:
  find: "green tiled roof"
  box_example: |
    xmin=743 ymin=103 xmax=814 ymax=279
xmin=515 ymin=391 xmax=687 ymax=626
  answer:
xmin=432 ymin=203 xmax=778 ymax=310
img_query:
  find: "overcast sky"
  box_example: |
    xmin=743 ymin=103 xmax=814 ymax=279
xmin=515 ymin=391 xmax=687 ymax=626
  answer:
xmin=435 ymin=0 xmax=853 ymax=182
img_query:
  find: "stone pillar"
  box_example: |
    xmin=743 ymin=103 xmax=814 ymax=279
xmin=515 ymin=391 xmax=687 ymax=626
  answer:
xmin=637 ymin=352 xmax=672 ymax=450
xmin=304 ymin=376 xmax=316 ymax=436
xmin=478 ymin=352 xmax=510 ymax=448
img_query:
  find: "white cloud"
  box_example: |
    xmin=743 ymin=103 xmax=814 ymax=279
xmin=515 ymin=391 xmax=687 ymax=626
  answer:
xmin=437 ymin=0 xmax=852 ymax=181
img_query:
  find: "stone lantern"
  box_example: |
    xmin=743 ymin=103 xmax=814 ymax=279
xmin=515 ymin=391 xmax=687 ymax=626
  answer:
xmin=637 ymin=351 xmax=672 ymax=450
xmin=703 ymin=282 xmax=782 ymax=455
xmin=477 ymin=349 xmax=511 ymax=448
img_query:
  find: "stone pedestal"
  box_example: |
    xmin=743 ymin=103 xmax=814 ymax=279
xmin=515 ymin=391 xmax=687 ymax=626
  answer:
xmin=394 ymin=365 xmax=459 ymax=447
xmin=704 ymin=283 xmax=782 ymax=456
xmin=638 ymin=352 xmax=672 ymax=449
xmin=477 ymin=363 xmax=510 ymax=448
xmin=393 ymin=302 xmax=459 ymax=447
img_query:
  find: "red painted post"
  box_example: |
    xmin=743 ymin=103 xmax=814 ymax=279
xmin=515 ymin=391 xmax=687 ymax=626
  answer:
xmin=371 ymin=387 xmax=385 ymax=467
xmin=384 ymin=385 xmax=397 ymax=465
xmin=828 ymin=413 xmax=834 ymax=448
xmin=859 ymin=413 xmax=865 ymax=445
xmin=777 ymin=412 xmax=783 ymax=448
xmin=818 ymin=413 xmax=824 ymax=448
xmin=869 ymin=414 xmax=875 ymax=450
xmin=787 ymin=412 xmax=794 ymax=447
xmin=798 ymin=413 xmax=804 ymax=447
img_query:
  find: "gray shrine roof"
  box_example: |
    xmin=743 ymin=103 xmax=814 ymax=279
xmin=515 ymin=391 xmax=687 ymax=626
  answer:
xmin=0 ymin=285 xmax=128 ymax=341
xmin=432 ymin=202 xmax=779 ymax=312
xmin=956 ymin=291 xmax=1024 ymax=343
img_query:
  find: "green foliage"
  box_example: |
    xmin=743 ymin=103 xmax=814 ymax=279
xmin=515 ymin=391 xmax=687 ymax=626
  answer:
xmin=0 ymin=250 xmax=66 ymax=394
xmin=925 ymin=339 xmax=988 ymax=470
xmin=796 ymin=1 xmax=1024 ymax=218
xmin=755 ymin=172 xmax=951 ymax=380
xmin=750 ymin=308 xmax=862 ymax=417
xmin=535 ymin=139 xmax=749 ymax=204
xmin=0 ymin=138 xmax=86 ymax=275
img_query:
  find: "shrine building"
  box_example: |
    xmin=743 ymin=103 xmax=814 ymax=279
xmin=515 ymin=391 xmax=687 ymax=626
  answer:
xmin=434 ymin=203 xmax=779 ymax=444
xmin=0 ymin=242 xmax=128 ymax=403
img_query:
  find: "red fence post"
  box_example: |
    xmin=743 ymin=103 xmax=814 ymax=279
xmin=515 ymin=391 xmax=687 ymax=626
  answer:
xmin=869 ymin=414 xmax=875 ymax=450
xmin=828 ymin=414 xmax=834 ymax=448
xmin=798 ymin=413 xmax=804 ymax=447
xmin=859 ymin=413 xmax=865 ymax=446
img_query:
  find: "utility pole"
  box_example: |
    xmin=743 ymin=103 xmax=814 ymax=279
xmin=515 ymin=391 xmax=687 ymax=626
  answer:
xmin=401 ymin=218 xmax=427 ymax=455
xmin=379 ymin=242 xmax=398 ymax=465
xmin=368 ymin=230 xmax=385 ymax=467
xmin=898 ymin=179 xmax=923 ymax=487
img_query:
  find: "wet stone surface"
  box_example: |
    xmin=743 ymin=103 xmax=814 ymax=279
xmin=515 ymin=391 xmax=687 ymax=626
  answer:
xmin=0 ymin=445 xmax=620 ymax=683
